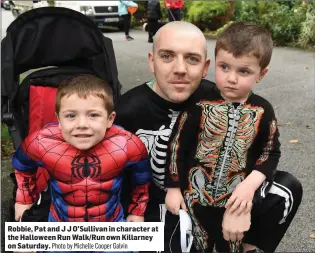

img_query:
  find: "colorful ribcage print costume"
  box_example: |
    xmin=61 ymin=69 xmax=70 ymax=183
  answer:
xmin=165 ymin=87 xmax=281 ymax=251
xmin=13 ymin=123 xmax=151 ymax=222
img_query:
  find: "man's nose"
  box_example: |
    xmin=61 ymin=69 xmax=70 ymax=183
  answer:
xmin=173 ymin=57 xmax=187 ymax=74
xmin=227 ymin=71 xmax=237 ymax=84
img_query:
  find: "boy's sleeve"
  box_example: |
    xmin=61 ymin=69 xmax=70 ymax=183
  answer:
xmin=12 ymin=132 xmax=43 ymax=204
xmin=125 ymin=133 xmax=151 ymax=216
xmin=253 ymin=102 xmax=281 ymax=181
xmin=165 ymin=106 xmax=200 ymax=188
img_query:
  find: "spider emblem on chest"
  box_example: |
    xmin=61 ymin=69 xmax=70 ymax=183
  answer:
xmin=71 ymin=153 xmax=101 ymax=179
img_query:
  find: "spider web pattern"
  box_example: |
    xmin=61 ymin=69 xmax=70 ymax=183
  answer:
xmin=14 ymin=124 xmax=150 ymax=222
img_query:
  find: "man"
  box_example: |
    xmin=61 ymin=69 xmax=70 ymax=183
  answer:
xmin=115 ymin=21 xmax=211 ymax=252
xmin=164 ymin=0 xmax=184 ymax=22
xmin=116 ymin=21 xmax=303 ymax=253
xmin=147 ymin=0 xmax=162 ymax=43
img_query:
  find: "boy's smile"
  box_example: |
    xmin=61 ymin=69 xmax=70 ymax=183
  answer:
xmin=57 ymin=94 xmax=115 ymax=150
xmin=215 ymin=50 xmax=268 ymax=103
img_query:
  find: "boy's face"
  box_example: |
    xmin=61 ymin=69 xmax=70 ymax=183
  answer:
xmin=57 ymin=94 xmax=115 ymax=150
xmin=215 ymin=49 xmax=268 ymax=103
xmin=148 ymin=28 xmax=210 ymax=103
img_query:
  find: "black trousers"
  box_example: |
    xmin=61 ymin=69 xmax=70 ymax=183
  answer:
xmin=142 ymin=171 xmax=302 ymax=253
xmin=192 ymin=171 xmax=303 ymax=252
xmin=168 ymin=8 xmax=181 ymax=21
xmin=122 ymin=13 xmax=131 ymax=36
xmin=148 ymin=19 xmax=159 ymax=40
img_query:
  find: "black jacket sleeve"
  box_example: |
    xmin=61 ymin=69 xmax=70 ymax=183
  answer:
xmin=252 ymin=101 xmax=281 ymax=181
xmin=165 ymin=106 xmax=200 ymax=188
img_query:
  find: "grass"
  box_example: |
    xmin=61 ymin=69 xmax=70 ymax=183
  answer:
xmin=1 ymin=124 xmax=10 ymax=142
xmin=1 ymin=124 xmax=14 ymax=158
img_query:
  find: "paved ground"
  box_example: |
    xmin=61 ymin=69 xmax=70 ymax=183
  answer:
xmin=1 ymin=9 xmax=315 ymax=252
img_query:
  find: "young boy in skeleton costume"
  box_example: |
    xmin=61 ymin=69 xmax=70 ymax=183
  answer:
xmin=165 ymin=22 xmax=302 ymax=253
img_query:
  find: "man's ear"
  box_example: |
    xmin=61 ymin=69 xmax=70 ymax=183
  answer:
xmin=258 ymin=67 xmax=268 ymax=82
xmin=202 ymin=58 xmax=211 ymax=78
xmin=148 ymin=52 xmax=155 ymax=74
xmin=107 ymin=111 xmax=116 ymax=129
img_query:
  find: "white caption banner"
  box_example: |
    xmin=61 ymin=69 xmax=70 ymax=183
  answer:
xmin=5 ymin=222 xmax=164 ymax=252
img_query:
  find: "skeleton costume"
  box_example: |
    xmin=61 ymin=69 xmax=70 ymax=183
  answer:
xmin=165 ymin=84 xmax=303 ymax=252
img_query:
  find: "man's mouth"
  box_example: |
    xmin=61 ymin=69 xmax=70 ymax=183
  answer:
xmin=171 ymin=81 xmax=190 ymax=84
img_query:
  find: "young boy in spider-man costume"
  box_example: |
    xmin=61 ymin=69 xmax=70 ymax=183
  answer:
xmin=13 ymin=74 xmax=151 ymax=251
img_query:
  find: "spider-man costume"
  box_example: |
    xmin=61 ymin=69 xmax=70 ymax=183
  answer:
xmin=13 ymin=123 xmax=151 ymax=222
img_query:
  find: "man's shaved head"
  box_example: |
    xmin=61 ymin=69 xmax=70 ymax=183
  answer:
xmin=153 ymin=21 xmax=207 ymax=58
xmin=148 ymin=21 xmax=210 ymax=104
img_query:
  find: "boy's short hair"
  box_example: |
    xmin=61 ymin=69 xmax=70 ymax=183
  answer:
xmin=215 ymin=21 xmax=273 ymax=70
xmin=55 ymin=74 xmax=114 ymax=114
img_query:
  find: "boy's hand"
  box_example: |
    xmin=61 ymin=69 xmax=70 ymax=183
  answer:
xmin=222 ymin=208 xmax=251 ymax=242
xmin=15 ymin=203 xmax=33 ymax=221
xmin=126 ymin=214 xmax=144 ymax=222
xmin=165 ymin=188 xmax=187 ymax=215
xmin=225 ymin=181 xmax=255 ymax=215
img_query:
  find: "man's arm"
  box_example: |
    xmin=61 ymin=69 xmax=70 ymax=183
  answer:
xmin=124 ymin=133 xmax=151 ymax=218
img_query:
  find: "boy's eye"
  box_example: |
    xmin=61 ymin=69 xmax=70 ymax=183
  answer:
xmin=239 ymin=69 xmax=250 ymax=75
xmin=221 ymin=64 xmax=229 ymax=71
xmin=89 ymin=113 xmax=99 ymax=118
xmin=65 ymin=114 xmax=75 ymax=119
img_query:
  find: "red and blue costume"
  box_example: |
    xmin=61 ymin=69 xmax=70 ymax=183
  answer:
xmin=13 ymin=123 xmax=151 ymax=222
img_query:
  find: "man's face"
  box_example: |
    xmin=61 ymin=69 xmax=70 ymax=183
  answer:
xmin=215 ymin=50 xmax=268 ymax=103
xmin=57 ymin=94 xmax=115 ymax=150
xmin=148 ymin=28 xmax=210 ymax=103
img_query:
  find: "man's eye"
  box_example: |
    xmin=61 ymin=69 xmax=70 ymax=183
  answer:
xmin=162 ymin=54 xmax=172 ymax=61
xmin=188 ymin=56 xmax=199 ymax=63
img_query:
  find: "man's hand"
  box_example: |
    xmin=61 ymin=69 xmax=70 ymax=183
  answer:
xmin=15 ymin=203 xmax=33 ymax=221
xmin=225 ymin=180 xmax=255 ymax=215
xmin=222 ymin=209 xmax=251 ymax=242
xmin=126 ymin=214 xmax=144 ymax=222
xmin=165 ymin=188 xmax=187 ymax=215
